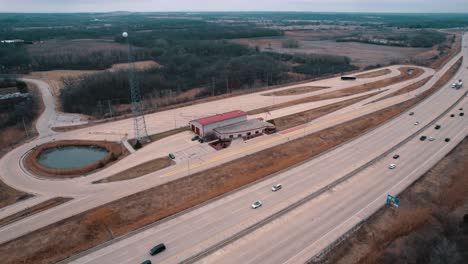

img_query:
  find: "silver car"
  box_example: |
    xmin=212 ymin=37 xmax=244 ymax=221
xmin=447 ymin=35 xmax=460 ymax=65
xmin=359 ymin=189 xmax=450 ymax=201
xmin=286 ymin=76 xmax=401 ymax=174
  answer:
xmin=272 ymin=184 xmax=282 ymax=192
xmin=251 ymin=201 xmax=262 ymax=209
xmin=388 ymin=164 xmax=397 ymax=169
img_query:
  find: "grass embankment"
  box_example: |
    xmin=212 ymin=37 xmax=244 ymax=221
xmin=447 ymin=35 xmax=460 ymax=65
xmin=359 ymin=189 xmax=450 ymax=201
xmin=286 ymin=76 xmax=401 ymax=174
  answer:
xmin=0 ymin=60 xmax=459 ymax=264
xmin=271 ymin=92 xmax=381 ymax=131
xmin=355 ymin=68 xmax=392 ymax=78
xmin=248 ymin=67 xmax=423 ymax=115
xmin=321 ymin=137 xmax=468 ymax=264
xmin=371 ymin=76 xmax=432 ymax=103
xmin=0 ymin=182 xmax=32 ymax=210
xmin=0 ymin=197 xmax=71 ymax=228
xmin=94 ymin=157 xmax=174 ymax=184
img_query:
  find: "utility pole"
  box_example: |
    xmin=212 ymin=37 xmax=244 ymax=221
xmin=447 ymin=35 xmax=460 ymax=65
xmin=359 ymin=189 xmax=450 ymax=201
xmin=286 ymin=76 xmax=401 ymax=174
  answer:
xmin=22 ymin=117 xmax=29 ymax=137
xmin=107 ymin=99 xmax=113 ymax=118
xmin=123 ymin=31 xmax=149 ymax=143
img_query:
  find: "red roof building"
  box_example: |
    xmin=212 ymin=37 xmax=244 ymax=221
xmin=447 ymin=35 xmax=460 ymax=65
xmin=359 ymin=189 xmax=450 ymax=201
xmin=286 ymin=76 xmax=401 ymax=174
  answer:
xmin=189 ymin=110 xmax=248 ymax=139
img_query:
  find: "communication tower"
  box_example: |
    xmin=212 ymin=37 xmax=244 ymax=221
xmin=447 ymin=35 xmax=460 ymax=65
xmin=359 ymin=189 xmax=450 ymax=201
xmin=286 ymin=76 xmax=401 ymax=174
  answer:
xmin=123 ymin=31 xmax=149 ymax=144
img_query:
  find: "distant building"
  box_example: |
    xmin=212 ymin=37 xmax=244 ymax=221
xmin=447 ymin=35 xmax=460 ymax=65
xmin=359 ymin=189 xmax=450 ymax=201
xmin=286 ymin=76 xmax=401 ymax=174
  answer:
xmin=0 ymin=39 xmax=24 ymax=44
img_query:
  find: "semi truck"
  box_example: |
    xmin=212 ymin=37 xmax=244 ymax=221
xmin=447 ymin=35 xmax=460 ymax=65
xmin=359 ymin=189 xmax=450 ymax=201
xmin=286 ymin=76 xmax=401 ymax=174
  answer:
xmin=451 ymin=79 xmax=463 ymax=89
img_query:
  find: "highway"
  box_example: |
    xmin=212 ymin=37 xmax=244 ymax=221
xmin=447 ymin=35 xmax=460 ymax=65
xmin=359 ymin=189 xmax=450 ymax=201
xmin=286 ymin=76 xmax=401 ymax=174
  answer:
xmin=66 ymin=33 xmax=467 ymax=264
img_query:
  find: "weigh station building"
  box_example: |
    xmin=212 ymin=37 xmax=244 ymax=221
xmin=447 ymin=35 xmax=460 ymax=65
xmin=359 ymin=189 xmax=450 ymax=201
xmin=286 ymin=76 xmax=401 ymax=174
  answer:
xmin=189 ymin=110 xmax=275 ymax=141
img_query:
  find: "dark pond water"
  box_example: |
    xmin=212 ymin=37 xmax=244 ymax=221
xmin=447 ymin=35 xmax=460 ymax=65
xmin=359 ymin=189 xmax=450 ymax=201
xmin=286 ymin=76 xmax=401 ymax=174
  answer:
xmin=37 ymin=146 xmax=109 ymax=169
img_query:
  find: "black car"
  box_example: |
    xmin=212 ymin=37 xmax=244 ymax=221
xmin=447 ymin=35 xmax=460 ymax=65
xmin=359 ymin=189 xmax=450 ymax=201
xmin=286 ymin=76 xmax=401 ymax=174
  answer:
xmin=450 ymin=114 xmax=455 ymax=117
xmin=445 ymin=138 xmax=451 ymax=142
xmin=141 ymin=260 xmax=152 ymax=264
xmin=460 ymin=108 xmax=463 ymax=111
xmin=460 ymin=113 xmax=464 ymax=116
xmin=420 ymin=136 xmax=427 ymax=141
xmin=150 ymin=243 xmax=166 ymax=256
xmin=409 ymin=112 xmax=414 ymax=116
xmin=435 ymin=125 xmax=441 ymax=130
xmin=393 ymin=154 xmax=400 ymax=159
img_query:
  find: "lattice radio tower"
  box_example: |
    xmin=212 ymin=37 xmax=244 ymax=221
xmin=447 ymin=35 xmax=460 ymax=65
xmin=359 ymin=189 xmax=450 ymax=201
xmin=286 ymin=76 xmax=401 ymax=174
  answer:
xmin=122 ymin=32 xmax=149 ymax=144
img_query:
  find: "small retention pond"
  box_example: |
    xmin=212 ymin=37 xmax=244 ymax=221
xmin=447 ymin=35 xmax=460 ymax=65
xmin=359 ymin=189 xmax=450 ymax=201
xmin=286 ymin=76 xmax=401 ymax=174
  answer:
xmin=37 ymin=146 xmax=109 ymax=169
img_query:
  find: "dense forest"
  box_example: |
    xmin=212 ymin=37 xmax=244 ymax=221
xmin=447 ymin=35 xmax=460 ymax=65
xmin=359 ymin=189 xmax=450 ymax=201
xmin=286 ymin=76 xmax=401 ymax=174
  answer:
xmin=60 ymin=40 xmax=356 ymax=115
xmin=0 ymin=78 xmax=37 ymax=129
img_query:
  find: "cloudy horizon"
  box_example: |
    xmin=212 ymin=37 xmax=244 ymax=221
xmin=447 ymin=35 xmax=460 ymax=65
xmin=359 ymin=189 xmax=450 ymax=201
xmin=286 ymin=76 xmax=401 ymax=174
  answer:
xmin=1 ymin=0 xmax=468 ymax=13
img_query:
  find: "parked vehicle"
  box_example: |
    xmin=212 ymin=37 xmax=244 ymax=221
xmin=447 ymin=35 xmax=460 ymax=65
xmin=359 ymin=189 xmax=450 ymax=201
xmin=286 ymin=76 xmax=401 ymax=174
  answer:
xmin=389 ymin=164 xmax=396 ymax=169
xmin=429 ymin=137 xmax=435 ymax=141
xmin=435 ymin=124 xmax=441 ymax=130
xmin=149 ymin=243 xmax=166 ymax=256
xmin=450 ymin=114 xmax=455 ymax=117
xmin=141 ymin=260 xmax=152 ymax=264
xmin=252 ymin=201 xmax=262 ymax=209
xmin=420 ymin=136 xmax=427 ymax=141
xmin=460 ymin=113 xmax=464 ymax=116
xmin=272 ymin=184 xmax=282 ymax=192
xmin=445 ymin=138 xmax=451 ymax=142
xmin=168 ymin=153 xmax=175 ymax=159
xmin=393 ymin=154 xmax=400 ymax=159
xmin=409 ymin=112 xmax=414 ymax=116
xmin=191 ymin=135 xmax=200 ymax=141
xmin=414 ymin=121 xmax=420 ymax=125
xmin=198 ymin=138 xmax=204 ymax=143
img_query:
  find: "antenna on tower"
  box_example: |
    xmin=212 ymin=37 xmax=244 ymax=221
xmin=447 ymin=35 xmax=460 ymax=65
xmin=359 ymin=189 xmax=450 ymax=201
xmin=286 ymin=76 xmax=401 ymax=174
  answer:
xmin=123 ymin=31 xmax=149 ymax=145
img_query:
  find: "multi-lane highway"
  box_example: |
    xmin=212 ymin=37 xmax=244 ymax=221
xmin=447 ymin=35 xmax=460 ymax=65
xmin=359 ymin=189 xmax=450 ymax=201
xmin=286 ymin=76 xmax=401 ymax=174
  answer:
xmin=0 ymin=32 xmax=466 ymax=264
xmin=65 ymin=33 xmax=467 ymax=264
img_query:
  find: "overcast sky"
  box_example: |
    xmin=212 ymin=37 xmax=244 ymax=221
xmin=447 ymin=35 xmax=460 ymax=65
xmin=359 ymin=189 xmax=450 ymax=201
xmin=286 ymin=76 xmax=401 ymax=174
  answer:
xmin=1 ymin=0 xmax=468 ymax=13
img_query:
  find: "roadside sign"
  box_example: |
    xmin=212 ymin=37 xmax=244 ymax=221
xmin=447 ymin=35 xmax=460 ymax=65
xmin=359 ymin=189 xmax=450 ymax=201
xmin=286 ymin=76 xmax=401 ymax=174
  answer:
xmin=386 ymin=194 xmax=400 ymax=208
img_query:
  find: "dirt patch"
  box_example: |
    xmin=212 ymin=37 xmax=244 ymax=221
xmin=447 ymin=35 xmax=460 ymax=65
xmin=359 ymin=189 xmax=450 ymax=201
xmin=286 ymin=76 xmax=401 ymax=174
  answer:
xmin=28 ymin=60 xmax=159 ymax=97
xmin=24 ymin=140 xmax=127 ymax=178
xmin=0 ymin=197 xmax=71 ymax=228
xmin=272 ymin=92 xmax=382 ymax=131
xmin=262 ymin=86 xmax=329 ymax=96
xmin=110 ymin=60 xmax=160 ymax=71
xmin=321 ymin=137 xmax=468 ymax=264
xmin=248 ymin=67 xmax=423 ymax=115
xmin=28 ymin=70 xmax=97 ymax=97
xmin=93 ymin=157 xmax=174 ymax=184
xmin=0 ymin=73 xmax=449 ymax=264
xmin=355 ymin=68 xmax=392 ymax=78
xmin=233 ymin=38 xmax=430 ymax=68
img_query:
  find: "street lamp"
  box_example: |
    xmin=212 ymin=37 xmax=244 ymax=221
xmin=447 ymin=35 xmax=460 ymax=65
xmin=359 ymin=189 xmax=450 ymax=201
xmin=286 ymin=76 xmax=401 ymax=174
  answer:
xmin=187 ymin=153 xmax=196 ymax=175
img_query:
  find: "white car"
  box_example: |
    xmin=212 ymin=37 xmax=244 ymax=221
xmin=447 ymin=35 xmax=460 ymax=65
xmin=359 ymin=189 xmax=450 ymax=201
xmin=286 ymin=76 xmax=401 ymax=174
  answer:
xmin=272 ymin=184 xmax=282 ymax=192
xmin=251 ymin=201 xmax=262 ymax=209
xmin=388 ymin=164 xmax=397 ymax=169
xmin=414 ymin=121 xmax=420 ymax=125
xmin=429 ymin=137 xmax=435 ymax=141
